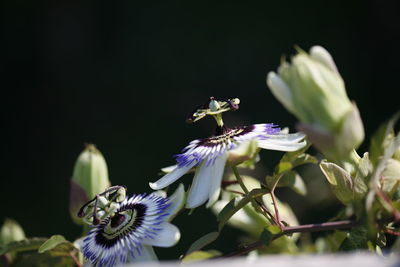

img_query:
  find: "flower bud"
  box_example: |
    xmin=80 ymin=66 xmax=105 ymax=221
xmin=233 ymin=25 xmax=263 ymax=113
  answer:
xmin=0 ymin=218 xmax=25 ymax=247
xmin=267 ymin=46 xmax=364 ymax=162
xmin=69 ymin=144 xmax=111 ymax=224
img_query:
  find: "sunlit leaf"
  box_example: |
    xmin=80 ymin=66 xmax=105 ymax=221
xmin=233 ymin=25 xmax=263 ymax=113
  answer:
xmin=260 ymin=228 xmax=273 ymax=246
xmin=0 ymin=238 xmax=47 ymax=255
xmin=181 ymin=250 xmax=221 ymax=263
xmin=217 ymin=188 xmax=268 ymax=231
xmin=278 ymin=171 xmax=307 ymax=196
xmin=315 ymin=230 xmax=347 ymax=253
xmin=339 ymin=226 xmax=368 ymax=251
xmin=320 ymin=159 xmax=368 ymax=204
xmin=267 ymin=143 xmax=316 ymax=190
xmin=320 ymin=160 xmax=355 ymax=204
xmin=260 ymin=225 xmax=282 ymax=246
xmin=228 ymin=140 xmax=260 ymax=167
xmin=186 ymin=232 xmax=219 ymax=255
xmin=369 ymin=112 xmax=400 ymax=167
xmin=38 ymin=235 xmax=68 ymax=254
xmin=381 ymin=159 xmax=400 ymax=196
xmin=267 ymin=225 xmax=282 ymax=235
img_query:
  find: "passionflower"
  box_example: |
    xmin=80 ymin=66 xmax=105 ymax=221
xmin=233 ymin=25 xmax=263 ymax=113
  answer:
xmin=79 ymin=185 xmax=184 ymax=266
xmin=150 ymin=97 xmax=306 ymax=209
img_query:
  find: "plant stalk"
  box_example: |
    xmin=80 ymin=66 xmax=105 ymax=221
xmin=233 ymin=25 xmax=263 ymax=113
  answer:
xmin=220 ymin=220 xmax=356 ymax=258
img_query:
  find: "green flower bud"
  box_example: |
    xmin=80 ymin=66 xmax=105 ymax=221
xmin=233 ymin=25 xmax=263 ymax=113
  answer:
xmin=267 ymin=46 xmax=364 ymax=162
xmin=0 ymin=218 xmax=25 ymax=247
xmin=69 ymin=144 xmax=111 ymax=224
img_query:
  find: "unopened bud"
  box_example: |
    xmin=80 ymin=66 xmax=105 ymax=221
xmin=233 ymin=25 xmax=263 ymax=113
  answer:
xmin=267 ymin=46 xmax=364 ymax=163
xmin=0 ymin=218 xmax=25 ymax=247
xmin=69 ymin=144 xmax=111 ymax=224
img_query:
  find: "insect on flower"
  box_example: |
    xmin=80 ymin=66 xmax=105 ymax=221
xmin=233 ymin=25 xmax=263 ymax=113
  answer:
xmin=149 ymin=97 xmax=307 ymax=209
xmin=77 ymin=185 xmax=183 ymax=267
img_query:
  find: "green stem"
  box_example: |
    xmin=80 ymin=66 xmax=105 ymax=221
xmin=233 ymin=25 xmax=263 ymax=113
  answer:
xmin=220 ymin=220 xmax=356 ymax=258
xmin=231 ymin=166 xmax=276 ymax=225
xmin=270 ymin=176 xmax=283 ymax=228
xmin=212 ymin=113 xmax=224 ymax=127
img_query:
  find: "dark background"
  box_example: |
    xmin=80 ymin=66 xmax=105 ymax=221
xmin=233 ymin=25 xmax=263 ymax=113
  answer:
xmin=1 ymin=0 xmax=399 ymax=259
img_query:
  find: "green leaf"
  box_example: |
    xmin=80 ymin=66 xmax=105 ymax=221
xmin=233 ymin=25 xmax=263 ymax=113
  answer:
xmin=291 ymin=153 xmax=319 ymax=168
xmin=366 ymin=132 xmax=400 ymax=215
xmin=227 ymin=140 xmax=260 ymax=167
xmin=275 ymin=161 xmax=293 ymax=175
xmin=381 ymin=159 xmax=400 ymax=196
xmin=369 ymin=112 xmax=400 ymax=167
xmin=38 ymin=235 xmax=67 ymax=253
xmin=0 ymin=238 xmax=47 ymax=255
xmin=181 ymin=250 xmax=221 ymax=263
xmin=260 ymin=228 xmax=273 ymax=246
xmin=320 ymin=160 xmax=355 ymax=204
xmin=1 ymin=236 xmax=80 ymax=267
xmin=339 ymin=226 xmax=368 ymax=251
xmin=217 ymin=188 xmax=268 ymax=231
xmin=186 ymin=232 xmax=219 ymax=255
xmin=278 ymin=171 xmax=307 ymax=196
xmin=267 ymin=225 xmax=282 ymax=235
xmin=267 ymin=143 xmax=317 ymax=190
xmin=320 ymin=159 xmax=368 ymax=204
xmin=260 ymin=225 xmax=282 ymax=246
xmin=354 ymin=152 xmax=372 ymax=180
xmin=315 ymin=230 xmax=347 ymax=253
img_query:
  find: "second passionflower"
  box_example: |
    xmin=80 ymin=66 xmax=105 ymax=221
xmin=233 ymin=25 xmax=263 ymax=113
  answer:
xmin=150 ymin=97 xmax=306 ymax=209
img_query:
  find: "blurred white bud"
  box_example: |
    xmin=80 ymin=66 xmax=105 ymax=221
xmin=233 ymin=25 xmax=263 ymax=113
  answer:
xmin=267 ymin=46 xmax=364 ymax=162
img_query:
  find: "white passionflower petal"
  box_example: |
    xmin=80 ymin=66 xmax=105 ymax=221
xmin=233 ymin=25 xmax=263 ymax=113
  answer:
xmin=266 ymin=132 xmax=306 ymax=142
xmin=257 ymin=138 xmax=306 ymax=152
xmin=186 ymin=160 xmax=215 ymax=209
xmin=160 ymin=164 xmax=177 ymax=174
xmin=149 ymin=161 xmax=197 ymax=190
xmin=142 ymin=222 xmax=180 ymax=247
xmin=163 ymin=183 xmax=185 ymax=221
xmin=257 ymin=132 xmax=306 ymax=151
xmin=206 ymin=153 xmax=228 ymax=208
xmin=131 ymin=245 xmax=158 ymax=263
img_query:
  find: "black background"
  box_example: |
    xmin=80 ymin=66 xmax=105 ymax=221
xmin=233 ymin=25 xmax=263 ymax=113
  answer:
xmin=1 ymin=0 xmax=400 ymax=259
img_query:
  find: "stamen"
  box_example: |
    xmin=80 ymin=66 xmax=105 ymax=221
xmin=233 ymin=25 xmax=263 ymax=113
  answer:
xmin=186 ymin=97 xmax=240 ymax=124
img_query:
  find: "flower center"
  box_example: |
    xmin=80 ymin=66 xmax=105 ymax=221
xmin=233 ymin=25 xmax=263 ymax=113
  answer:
xmin=110 ymin=213 xmax=127 ymax=228
xmin=96 ymin=204 xmax=147 ymax=248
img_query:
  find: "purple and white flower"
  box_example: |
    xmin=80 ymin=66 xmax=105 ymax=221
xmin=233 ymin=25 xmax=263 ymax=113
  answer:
xmin=81 ymin=185 xmax=184 ymax=267
xmin=149 ymin=98 xmax=306 ymax=209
